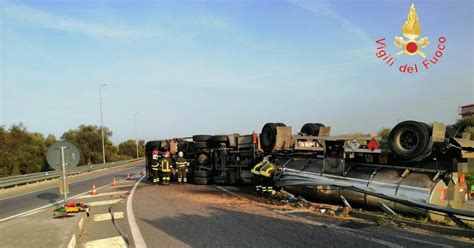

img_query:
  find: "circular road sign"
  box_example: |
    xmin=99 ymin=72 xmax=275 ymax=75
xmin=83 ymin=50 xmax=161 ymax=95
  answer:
xmin=46 ymin=141 xmax=80 ymax=171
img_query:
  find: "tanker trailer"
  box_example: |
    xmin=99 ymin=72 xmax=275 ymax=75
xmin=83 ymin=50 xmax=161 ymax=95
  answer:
xmin=261 ymin=121 xmax=473 ymax=223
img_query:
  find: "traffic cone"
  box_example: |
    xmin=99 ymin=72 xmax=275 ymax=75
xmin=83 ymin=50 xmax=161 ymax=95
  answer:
xmin=91 ymin=184 xmax=98 ymax=195
xmin=112 ymin=177 xmax=117 ymax=187
xmin=140 ymin=169 xmax=144 ymax=176
xmin=127 ymin=173 xmax=131 ymax=180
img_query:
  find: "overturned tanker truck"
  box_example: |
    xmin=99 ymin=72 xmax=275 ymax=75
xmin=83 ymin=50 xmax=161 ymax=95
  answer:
xmin=144 ymin=120 xmax=474 ymax=224
xmin=262 ymin=121 xmax=474 ymax=224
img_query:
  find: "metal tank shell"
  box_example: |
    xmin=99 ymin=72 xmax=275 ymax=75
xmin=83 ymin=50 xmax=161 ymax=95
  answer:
xmin=279 ymin=158 xmax=468 ymax=220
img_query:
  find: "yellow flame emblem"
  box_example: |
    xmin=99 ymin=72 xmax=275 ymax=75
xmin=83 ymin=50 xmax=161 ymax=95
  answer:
xmin=394 ymin=3 xmax=429 ymax=57
xmin=402 ymin=3 xmax=422 ymax=39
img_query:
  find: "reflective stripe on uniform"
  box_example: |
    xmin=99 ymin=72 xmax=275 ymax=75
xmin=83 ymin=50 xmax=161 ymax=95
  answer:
xmin=176 ymin=161 xmax=188 ymax=167
xmin=251 ymin=161 xmax=267 ymax=175
xmin=260 ymin=163 xmax=276 ymax=177
xmin=160 ymin=160 xmax=171 ymax=172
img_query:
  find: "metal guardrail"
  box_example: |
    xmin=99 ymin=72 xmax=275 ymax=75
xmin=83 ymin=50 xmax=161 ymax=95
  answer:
xmin=0 ymin=158 xmax=144 ymax=189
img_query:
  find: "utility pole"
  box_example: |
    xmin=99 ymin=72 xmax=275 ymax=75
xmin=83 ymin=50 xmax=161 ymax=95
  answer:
xmin=99 ymin=83 xmax=108 ymax=164
xmin=134 ymin=112 xmax=139 ymax=159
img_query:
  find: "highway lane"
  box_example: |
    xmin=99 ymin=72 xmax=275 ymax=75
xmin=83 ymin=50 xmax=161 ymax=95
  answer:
xmin=0 ymin=162 xmax=145 ymax=222
xmin=126 ymin=183 xmax=473 ymax=248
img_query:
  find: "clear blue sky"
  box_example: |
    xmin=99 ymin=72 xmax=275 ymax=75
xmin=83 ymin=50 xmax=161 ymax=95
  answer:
xmin=1 ymin=0 xmax=473 ymax=143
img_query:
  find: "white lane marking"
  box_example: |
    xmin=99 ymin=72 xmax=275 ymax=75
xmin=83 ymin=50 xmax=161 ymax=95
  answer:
xmin=79 ymin=217 xmax=85 ymax=230
xmin=113 ymin=183 xmax=135 ymax=188
xmin=127 ymin=175 xmax=147 ymax=248
xmin=83 ymin=236 xmax=127 ymax=248
xmin=74 ymin=191 xmax=129 ymax=199
xmin=93 ymin=212 xmax=124 ymax=222
xmin=336 ymin=227 xmax=403 ymax=248
xmin=0 ymin=164 xmax=144 ymax=201
xmin=215 ymin=186 xmax=238 ymax=196
xmin=68 ymin=234 xmax=76 ymax=248
xmin=87 ymin=199 xmax=122 ymax=207
xmin=0 ymin=182 xmax=113 ymax=222
xmin=21 ymin=209 xmax=43 ymax=217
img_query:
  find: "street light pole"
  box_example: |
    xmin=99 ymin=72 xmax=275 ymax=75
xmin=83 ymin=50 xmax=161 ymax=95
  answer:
xmin=134 ymin=112 xmax=139 ymax=159
xmin=99 ymin=83 xmax=108 ymax=164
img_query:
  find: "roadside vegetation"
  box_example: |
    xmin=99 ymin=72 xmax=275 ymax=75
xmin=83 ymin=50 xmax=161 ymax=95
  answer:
xmin=0 ymin=123 xmax=145 ymax=177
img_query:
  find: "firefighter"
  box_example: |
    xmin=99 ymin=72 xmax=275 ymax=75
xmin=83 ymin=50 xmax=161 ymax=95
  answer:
xmin=251 ymin=156 xmax=270 ymax=194
xmin=259 ymin=161 xmax=278 ymax=195
xmin=151 ymin=150 xmax=160 ymax=184
xmin=159 ymin=151 xmax=173 ymax=185
xmin=175 ymin=151 xmax=190 ymax=184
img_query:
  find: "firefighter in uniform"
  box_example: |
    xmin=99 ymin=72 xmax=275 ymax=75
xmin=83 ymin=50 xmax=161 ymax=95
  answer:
xmin=175 ymin=151 xmax=190 ymax=184
xmin=259 ymin=161 xmax=278 ymax=195
xmin=151 ymin=150 xmax=160 ymax=184
xmin=159 ymin=151 xmax=173 ymax=185
xmin=251 ymin=156 xmax=271 ymax=194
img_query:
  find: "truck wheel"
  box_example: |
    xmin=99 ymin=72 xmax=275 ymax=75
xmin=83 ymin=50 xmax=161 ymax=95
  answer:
xmin=194 ymin=170 xmax=211 ymax=178
xmin=146 ymin=141 xmax=161 ymax=150
xmin=389 ymin=121 xmax=431 ymax=161
xmin=300 ymin=123 xmax=325 ymax=136
xmin=211 ymin=135 xmax=229 ymax=144
xmin=261 ymin=123 xmax=278 ymax=152
xmin=194 ymin=141 xmax=208 ymax=149
xmin=194 ymin=177 xmax=210 ymax=185
xmin=193 ymin=135 xmax=213 ymax=142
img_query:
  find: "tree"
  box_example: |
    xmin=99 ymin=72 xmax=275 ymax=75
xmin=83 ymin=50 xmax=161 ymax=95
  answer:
xmin=453 ymin=117 xmax=474 ymax=139
xmin=118 ymin=139 xmax=146 ymax=158
xmin=0 ymin=124 xmax=55 ymax=177
xmin=61 ymin=125 xmax=118 ymax=165
xmin=378 ymin=128 xmax=392 ymax=140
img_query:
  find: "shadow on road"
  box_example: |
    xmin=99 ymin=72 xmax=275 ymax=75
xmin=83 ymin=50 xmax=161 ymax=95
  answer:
xmin=37 ymin=192 xmax=60 ymax=204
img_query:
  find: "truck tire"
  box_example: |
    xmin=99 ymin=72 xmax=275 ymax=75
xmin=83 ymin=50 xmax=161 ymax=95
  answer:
xmin=194 ymin=141 xmax=208 ymax=149
xmin=146 ymin=141 xmax=161 ymax=149
xmin=193 ymin=135 xmax=212 ymax=142
xmin=300 ymin=123 xmax=325 ymax=136
xmin=261 ymin=123 xmax=278 ymax=152
xmin=210 ymin=135 xmax=229 ymax=144
xmin=389 ymin=121 xmax=431 ymax=161
xmin=194 ymin=170 xmax=211 ymax=178
xmin=194 ymin=177 xmax=210 ymax=185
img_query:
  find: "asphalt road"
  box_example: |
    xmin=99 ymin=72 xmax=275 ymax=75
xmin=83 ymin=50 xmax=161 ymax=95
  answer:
xmin=0 ymin=162 xmax=144 ymax=222
xmin=128 ymin=182 xmax=473 ymax=248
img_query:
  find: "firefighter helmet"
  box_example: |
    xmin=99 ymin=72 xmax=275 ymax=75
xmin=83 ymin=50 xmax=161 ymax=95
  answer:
xmin=164 ymin=151 xmax=171 ymax=158
xmin=178 ymin=151 xmax=184 ymax=157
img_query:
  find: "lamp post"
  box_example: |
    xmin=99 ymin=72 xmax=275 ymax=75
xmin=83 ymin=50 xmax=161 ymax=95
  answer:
xmin=99 ymin=83 xmax=108 ymax=164
xmin=134 ymin=112 xmax=139 ymax=159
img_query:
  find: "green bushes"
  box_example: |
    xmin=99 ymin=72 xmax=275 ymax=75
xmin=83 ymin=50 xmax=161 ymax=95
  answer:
xmin=0 ymin=124 xmax=144 ymax=177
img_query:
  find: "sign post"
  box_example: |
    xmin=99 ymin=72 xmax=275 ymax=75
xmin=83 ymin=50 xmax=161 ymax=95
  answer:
xmin=60 ymin=146 xmax=68 ymax=204
xmin=47 ymin=141 xmax=80 ymax=205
